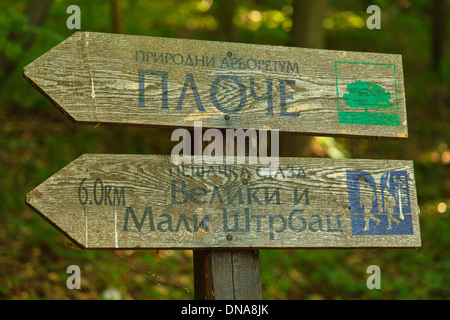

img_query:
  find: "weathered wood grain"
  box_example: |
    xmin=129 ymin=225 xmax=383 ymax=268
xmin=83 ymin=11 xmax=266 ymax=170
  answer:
xmin=25 ymin=154 xmax=421 ymax=249
xmin=194 ymin=250 xmax=262 ymax=300
xmin=23 ymin=32 xmax=408 ymax=138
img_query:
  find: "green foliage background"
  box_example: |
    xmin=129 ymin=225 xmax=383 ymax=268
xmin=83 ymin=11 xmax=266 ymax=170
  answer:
xmin=0 ymin=0 xmax=449 ymax=299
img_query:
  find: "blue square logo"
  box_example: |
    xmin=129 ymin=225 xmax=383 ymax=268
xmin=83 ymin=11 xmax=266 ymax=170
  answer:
xmin=346 ymin=170 xmax=413 ymax=235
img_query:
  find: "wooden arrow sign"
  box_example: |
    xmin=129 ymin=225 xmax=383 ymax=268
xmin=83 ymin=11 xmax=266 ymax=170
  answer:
xmin=26 ymin=154 xmax=421 ymax=249
xmin=24 ymin=32 xmax=408 ymax=138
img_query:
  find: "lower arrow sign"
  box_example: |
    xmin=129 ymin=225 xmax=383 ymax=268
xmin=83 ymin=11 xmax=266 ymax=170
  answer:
xmin=26 ymin=154 xmax=421 ymax=249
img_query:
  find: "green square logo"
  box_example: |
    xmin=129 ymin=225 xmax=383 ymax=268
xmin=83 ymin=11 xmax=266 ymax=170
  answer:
xmin=335 ymin=61 xmax=400 ymax=126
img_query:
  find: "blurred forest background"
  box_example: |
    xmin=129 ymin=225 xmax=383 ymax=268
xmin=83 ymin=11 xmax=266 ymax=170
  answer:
xmin=0 ymin=0 xmax=449 ymax=299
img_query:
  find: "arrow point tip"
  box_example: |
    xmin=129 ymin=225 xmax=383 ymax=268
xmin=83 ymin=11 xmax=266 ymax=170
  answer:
xmin=26 ymin=189 xmax=42 ymax=205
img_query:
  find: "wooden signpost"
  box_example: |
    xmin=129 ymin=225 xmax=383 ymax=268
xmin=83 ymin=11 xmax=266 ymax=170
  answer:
xmin=24 ymin=32 xmax=420 ymax=300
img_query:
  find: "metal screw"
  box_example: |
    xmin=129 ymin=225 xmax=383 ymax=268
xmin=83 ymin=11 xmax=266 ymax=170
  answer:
xmin=227 ymin=52 xmax=232 ymax=57
xmin=224 ymin=114 xmax=230 ymax=120
xmin=226 ymin=234 xmax=233 ymax=241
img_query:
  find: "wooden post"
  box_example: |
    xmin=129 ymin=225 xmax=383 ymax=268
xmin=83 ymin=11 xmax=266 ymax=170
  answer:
xmin=192 ymin=129 xmax=262 ymax=300
xmin=194 ymin=250 xmax=262 ymax=300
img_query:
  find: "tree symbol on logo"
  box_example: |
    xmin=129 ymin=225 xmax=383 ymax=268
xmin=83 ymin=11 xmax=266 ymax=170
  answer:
xmin=343 ymin=80 xmax=393 ymax=112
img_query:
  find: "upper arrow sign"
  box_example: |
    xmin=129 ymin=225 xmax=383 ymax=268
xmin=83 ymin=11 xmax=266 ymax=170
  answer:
xmin=24 ymin=32 xmax=408 ymax=138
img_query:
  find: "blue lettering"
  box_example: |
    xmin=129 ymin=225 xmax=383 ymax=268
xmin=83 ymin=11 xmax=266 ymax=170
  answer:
xmin=250 ymin=78 xmax=273 ymax=115
xmin=176 ymin=73 xmax=205 ymax=111
xmin=279 ymin=79 xmax=299 ymax=116
xmin=210 ymin=75 xmax=247 ymax=114
xmin=138 ymin=70 xmax=168 ymax=109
